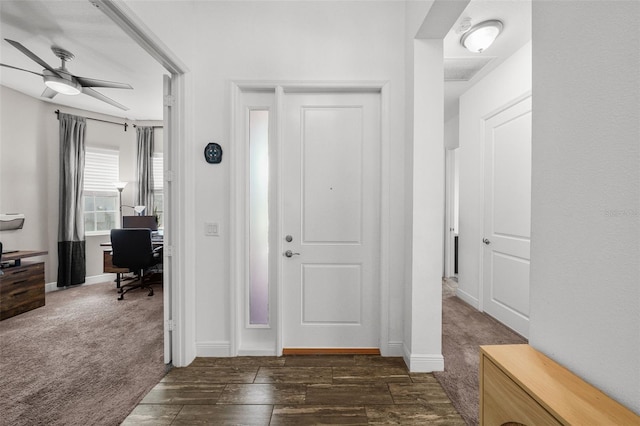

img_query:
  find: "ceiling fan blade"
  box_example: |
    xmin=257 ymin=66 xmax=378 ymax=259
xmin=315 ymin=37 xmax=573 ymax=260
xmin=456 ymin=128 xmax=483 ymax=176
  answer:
xmin=75 ymin=76 xmax=132 ymax=90
xmin=0 ymin=63 xmax=44 ymax=77
xmin=82 ymin=87 xmax=129 ymax=111
xmin=4 ymin=39 xmax=61 ymax=77
xmin=41 ymin=87 xmax=58 ymax=99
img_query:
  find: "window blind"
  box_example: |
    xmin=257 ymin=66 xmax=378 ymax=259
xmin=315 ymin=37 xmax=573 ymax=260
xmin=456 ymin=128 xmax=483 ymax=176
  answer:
xmin=84 ymin=148 xmax=119 ymax=193
xmin=152 ymin=153 xmax=163 ymax=192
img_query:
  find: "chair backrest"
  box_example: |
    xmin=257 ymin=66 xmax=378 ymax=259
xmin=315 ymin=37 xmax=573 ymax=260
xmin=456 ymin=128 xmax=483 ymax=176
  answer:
xmin=110 ymin=228 xmax=155 ymax=270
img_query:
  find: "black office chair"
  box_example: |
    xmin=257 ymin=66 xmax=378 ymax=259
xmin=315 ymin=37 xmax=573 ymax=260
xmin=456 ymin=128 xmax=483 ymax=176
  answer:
xmin=110 ymin=228 xmax=162 ymax=300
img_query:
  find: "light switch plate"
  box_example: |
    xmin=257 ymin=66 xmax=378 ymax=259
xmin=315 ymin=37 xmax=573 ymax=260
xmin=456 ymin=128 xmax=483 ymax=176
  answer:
xmin=205 ymin=222 xmax=219 ymax=236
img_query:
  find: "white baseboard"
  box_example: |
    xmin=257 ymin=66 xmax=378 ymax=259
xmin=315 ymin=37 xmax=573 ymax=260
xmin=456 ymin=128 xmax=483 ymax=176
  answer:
xmin=198 ymin=341 xmax=403 ymax=359
xmin=402 ymin=344 xmax=444 ymax=372
xmin=455 ymin=287 xmax=479 ymax=309
xmin=45 ymin=273 xmax=117 ymax=293
xmin=237 ymin=349 xmax=278 ymax=356
xmin=383 ymin=341 xmax=405 ymax=357
xmin=196 ymin=341 xmax=232 ymax=357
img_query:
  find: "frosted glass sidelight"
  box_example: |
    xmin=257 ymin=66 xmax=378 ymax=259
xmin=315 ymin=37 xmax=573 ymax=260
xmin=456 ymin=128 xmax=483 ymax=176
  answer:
xmin=249 ymin=110 xmax=270 ymax=325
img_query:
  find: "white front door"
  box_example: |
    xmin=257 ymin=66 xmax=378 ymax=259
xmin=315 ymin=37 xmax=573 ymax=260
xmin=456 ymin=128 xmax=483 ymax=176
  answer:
xmin=482 ymin=95 xmax=532 ymax=337
xmin=282 ymin=91 xmax=381 ymax=349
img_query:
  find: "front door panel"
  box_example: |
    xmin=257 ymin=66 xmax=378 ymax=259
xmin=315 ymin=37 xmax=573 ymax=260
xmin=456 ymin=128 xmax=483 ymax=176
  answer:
xmin=282 ymin=92 xmax=380 ymax=349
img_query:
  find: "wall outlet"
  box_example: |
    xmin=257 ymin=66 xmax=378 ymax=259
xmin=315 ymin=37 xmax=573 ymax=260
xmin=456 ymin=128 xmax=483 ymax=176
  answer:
xmin=205 ymin=222 xmax=219 ymax=236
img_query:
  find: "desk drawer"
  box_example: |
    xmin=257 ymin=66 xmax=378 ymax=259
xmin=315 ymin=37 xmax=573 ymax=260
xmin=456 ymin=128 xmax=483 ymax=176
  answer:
xmin=103 ymin=250 xmax=129 ymax=273
xmin=0 ymin=262 xmax=45 ymax=320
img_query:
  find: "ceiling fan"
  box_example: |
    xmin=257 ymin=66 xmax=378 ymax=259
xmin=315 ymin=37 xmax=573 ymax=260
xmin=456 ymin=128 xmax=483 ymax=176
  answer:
xmin=0 ymin=38 xmax=132 ymax=111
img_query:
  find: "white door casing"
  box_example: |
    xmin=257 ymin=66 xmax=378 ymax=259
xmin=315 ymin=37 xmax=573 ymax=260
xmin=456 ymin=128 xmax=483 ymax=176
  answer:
xmin=281 ymin=91 xmax=381 ymax=349
xmin=482 ymin=95 xmax=532 ymax=338
xmin=162 ymin=74 xmax=172 ymax=364
xmin=236 ymin=90 xmax=278 ymax=355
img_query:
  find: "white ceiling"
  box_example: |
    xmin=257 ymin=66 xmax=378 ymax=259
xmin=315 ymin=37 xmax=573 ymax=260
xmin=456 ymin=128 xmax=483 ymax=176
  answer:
xmin=0 ymin=0 xmax=530 ymax=123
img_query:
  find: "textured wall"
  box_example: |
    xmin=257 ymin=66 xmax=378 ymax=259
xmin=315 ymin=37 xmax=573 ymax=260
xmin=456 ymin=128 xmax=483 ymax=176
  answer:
xmin=529 ymin=1 xmax=640 ymax=414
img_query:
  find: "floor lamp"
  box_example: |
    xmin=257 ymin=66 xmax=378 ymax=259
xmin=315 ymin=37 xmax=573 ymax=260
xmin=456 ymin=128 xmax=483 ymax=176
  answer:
xmin=114 ymin=181 xmax=127 ymax=227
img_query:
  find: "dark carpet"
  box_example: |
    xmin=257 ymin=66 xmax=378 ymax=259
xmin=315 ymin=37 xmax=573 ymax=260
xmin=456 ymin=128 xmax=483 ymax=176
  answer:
xmin=0 ymin=281 xmax=166 ymax=426
xmin=434 ymin=279 xmax=527 ymax=425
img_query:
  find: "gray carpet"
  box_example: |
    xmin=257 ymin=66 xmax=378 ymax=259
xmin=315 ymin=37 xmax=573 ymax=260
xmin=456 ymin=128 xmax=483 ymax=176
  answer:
xmin=434 ymin=279 xmax=527 ymax=425
xmin=0 ymin=281 xmax=166 ymax=426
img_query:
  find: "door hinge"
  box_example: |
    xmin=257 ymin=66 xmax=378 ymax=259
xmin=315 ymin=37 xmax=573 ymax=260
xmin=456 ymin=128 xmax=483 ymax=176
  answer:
xmin=166 ymin=319 xmax=176 ymax=331
xmin=163 ymin=95 xmax=175 ymax=107
xmin=165 ymin=245 xmax=175 ymax=257
xmin=165 ymin=170 xmax=175 ymax=182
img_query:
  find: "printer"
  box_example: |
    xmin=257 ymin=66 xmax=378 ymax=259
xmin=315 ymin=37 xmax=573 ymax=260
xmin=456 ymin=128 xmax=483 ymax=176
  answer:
xmin=0 ymin=213 xmax=25 ymax=231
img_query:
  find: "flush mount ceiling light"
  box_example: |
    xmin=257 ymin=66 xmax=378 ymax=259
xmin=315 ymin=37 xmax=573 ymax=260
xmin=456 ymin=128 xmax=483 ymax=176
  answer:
xmin=460 ymin=20 xmax=503 ymax=53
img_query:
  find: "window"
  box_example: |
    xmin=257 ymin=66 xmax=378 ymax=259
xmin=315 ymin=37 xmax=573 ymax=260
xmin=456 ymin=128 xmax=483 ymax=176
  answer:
xmin=249 ymin=110 xmax=270 ymax=325
xmin=84 ymin=148 xmax=119 ymax=234
xmin=152 ymin=153 xmax=164 ymax=227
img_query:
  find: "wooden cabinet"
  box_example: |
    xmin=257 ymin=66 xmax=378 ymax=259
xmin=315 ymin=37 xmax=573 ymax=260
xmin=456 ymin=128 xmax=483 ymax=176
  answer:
xmin=0 ymin=262 xmax=45 ymax=320
xmin=480 ymin=344 xmax=640 ymax=426
xmin=482 ymin=353 xmax=560 ymax=425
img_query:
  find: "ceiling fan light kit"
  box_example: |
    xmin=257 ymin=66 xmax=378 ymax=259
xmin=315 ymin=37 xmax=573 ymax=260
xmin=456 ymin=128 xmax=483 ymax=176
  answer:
xmin=43 ymin=71 xmax=81 ymax=95
xmin=460 ymin=19 xmax=503 ymax=53
xmin=1 ymin=38 xmax=132 ymax=110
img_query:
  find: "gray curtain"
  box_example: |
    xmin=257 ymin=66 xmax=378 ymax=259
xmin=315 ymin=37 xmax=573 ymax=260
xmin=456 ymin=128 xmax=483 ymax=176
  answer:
xmin=136 ymin=126 xmax=154 ymax=214
xmin=57 ymin=113 xmax=86 ymax=287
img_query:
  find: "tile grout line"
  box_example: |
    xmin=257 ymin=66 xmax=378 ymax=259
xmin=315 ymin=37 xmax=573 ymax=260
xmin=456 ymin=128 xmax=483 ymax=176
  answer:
xmin=169 ymin=404 xmax=185 ymax=425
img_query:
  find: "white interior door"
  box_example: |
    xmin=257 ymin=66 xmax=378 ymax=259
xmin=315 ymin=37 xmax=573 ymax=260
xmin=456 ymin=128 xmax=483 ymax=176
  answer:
xmin=482 ymin=95 xmax=532 ymax=338
xmin=282 ymin=91 xmax=381 ymax=349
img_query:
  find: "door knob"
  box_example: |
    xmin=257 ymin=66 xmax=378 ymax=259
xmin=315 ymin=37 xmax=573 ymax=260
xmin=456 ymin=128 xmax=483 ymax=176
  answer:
xmin=483 ymin=238 xmax=491 ymax=245
xmin=284 ymin=250 xmax=300 ymax=258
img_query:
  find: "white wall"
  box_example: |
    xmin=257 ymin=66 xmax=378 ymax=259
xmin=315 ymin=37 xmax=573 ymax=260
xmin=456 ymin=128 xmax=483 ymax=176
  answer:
xmin=444 ymin=115 xmax=459 ymax=230
xmin=0 ymin=85 xmax=160 ymax=285
xmin=0 ymin=86 xmax=52 ymax=276
xmin=457 ymin=41 xmax=532 ymax=307
xmin=444 ymin=114 xmax=459 ymax=242
xmin=530 ymin=1 xmax=639 ymax=414
xmin=444 ymin=115 xmax=459 ymax=150
xmin=125 ymin=0 xmax=409 ymax=356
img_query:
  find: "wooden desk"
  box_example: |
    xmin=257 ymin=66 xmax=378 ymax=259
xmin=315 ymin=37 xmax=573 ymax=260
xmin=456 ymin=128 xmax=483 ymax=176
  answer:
xmin=1 ymin=250 xmax=47 ymax=320
xmin=101 ymin=242 xmax=163 ymax=290
xmin=100 ymin=242 xmax=162 ymax=274
xmin=2 ymin=250 xmax=47 ymax=267
xmin=102 ymin=249 xmax=129 ymax=274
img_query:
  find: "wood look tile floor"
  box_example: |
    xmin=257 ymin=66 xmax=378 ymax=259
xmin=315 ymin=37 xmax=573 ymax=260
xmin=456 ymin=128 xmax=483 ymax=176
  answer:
xmin=122 ymin=356 xmax=465 ymax=425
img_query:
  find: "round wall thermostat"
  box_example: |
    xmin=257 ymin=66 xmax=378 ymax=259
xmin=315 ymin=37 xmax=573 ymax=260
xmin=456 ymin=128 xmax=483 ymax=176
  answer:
xmin=204 ymin=142 xmax=223 ymax=164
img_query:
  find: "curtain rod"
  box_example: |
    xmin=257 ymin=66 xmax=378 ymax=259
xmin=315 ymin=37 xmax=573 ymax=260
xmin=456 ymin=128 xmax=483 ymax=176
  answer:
xmin=55 ymin=109 xmax=129 ymax=132
xmin=132 ymin=124 xmax=163 ymax=129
